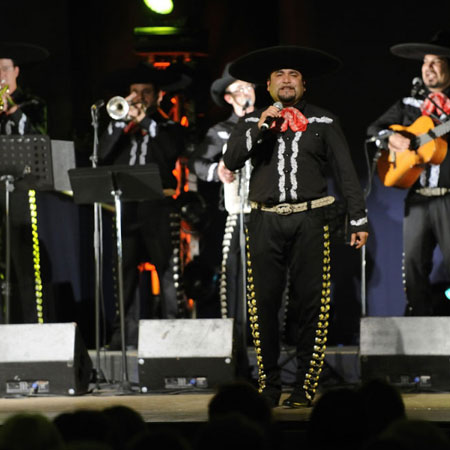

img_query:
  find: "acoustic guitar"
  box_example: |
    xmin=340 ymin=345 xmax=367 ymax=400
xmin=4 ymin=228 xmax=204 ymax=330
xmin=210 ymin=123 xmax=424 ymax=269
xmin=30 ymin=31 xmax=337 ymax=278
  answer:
xmin=377 ymin=115 xmax=450 ymax=188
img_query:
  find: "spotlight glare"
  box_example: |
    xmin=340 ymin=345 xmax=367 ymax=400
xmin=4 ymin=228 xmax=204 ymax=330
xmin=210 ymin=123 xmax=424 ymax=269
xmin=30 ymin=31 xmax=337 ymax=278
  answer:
xmin=143 ymin=0 xmax=174 ymax=14
xmin=445 ymin=287 xmax=450 ymax=300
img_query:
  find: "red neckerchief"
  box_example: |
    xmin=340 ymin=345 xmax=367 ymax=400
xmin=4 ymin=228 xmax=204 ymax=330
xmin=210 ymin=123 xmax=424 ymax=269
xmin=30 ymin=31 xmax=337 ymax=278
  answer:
xmin=271 ymin=107 xmax=309 ymax=132
xmin=421 ymin=92 xmax=450 ymax=117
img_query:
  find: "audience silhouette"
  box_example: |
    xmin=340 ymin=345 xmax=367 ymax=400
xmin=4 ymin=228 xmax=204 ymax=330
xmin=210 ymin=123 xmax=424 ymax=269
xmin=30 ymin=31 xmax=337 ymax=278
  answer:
xmin=1 ymin=378 xmax=450 ymax=450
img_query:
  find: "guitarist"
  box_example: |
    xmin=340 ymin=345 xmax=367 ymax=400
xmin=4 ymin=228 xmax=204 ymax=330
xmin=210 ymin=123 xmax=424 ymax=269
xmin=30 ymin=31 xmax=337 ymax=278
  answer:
xmin=367 ymin=30 xmax=450 ymax=316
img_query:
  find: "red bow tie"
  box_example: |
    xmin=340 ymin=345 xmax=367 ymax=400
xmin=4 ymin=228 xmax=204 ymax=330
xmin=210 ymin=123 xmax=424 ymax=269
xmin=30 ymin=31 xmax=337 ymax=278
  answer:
xmin=421 ymin=92 xmax=450 ymax=117
xmin=272 ymin=107 xmax=309 ymax=132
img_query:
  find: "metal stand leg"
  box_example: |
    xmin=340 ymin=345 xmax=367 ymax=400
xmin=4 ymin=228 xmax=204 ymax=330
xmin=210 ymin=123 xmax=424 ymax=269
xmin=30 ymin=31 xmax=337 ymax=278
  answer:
xmin=112 ymin=189 xmax=132 ymax=393
xmin=1 ymin=175 xmax=14 ymax=324
xmin=90 ymin=104 xmax=107 ymax=388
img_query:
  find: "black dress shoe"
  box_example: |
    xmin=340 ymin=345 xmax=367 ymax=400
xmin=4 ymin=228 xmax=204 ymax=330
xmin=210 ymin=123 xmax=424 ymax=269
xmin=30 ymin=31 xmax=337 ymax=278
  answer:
xmin=282 ymin=388 xmax=313 ymax=408
xmin=261 ymin=386 xmax=281 ymax=408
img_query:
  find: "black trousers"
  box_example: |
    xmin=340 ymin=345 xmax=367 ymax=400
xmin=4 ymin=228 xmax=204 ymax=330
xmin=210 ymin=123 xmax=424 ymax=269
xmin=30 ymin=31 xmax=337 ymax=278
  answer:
xmin=246 ymin=207 xmax=331 ymax=398
xmin=404 ymin=195 xmax=450 ymax=315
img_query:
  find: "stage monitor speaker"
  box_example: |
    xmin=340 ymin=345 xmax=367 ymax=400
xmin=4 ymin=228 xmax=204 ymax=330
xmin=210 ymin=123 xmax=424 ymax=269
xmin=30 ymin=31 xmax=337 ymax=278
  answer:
xmin=360 ymin=317 xmax=450 ymax=391
xmin=0 ymin=322 xmax=93 ymax=396
xmin=137 ymin=318 xmax=235 ymax=392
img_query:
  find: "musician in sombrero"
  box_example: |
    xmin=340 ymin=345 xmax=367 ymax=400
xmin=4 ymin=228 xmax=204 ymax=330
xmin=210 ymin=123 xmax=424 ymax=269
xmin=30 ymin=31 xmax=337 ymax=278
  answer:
xmin=189 ymin=62 xmax=256 ymax=379
xmin=0 ymin=42 xmax=49 ymax=324
xmin=367 ymin=30 xmax=450 ymax=316
xmin=223 ymin=45 xmax=368 ymax=408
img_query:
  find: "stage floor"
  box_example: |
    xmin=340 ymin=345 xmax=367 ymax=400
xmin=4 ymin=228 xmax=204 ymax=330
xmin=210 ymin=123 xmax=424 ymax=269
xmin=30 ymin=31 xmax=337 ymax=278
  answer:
xmin=1 ymin=347 xmax=450 ymax=426
xmin=1 ymin=389 xmax=450 ymax=425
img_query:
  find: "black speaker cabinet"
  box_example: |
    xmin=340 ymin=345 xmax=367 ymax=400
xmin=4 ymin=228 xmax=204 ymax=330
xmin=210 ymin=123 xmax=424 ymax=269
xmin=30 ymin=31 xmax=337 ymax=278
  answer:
xmin=0 ymin=322 xmax=93 ymax=396
xmin=137 ymin=318 xmax=235 ymax=392
xmin=360 ymin=317 xmax=450 ymax=391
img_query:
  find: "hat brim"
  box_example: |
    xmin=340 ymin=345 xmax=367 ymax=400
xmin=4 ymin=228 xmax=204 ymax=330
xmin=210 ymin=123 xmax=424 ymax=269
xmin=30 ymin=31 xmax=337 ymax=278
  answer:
xmin=228 ymin=45 xmax=342 ymax=84
xmin=390 ymin=43 xmax=450 ymax=60
xmin=0 ymin=42 xmax=49 ymax=64
xmin=106 ymin=62 xmax=187 ymax=93
xmin=210 ymin=74 xmax=236 ymax=107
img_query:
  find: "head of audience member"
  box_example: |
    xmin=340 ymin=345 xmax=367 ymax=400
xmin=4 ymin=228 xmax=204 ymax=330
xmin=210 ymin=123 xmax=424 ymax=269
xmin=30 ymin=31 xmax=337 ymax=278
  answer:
xmin=194 ymin=412 xmax=269 ymax=450
xmin=358 ymin=378 xmax=406 ymax=439
xmin=53 ymin=409 xmax=111 ymax=445
xmin=365 ymin=418 xmax=450 ymax=450
xmin=306 ymin=386 xmax=369 ymax=450
xmin=208 ymin=380 xmax=273 ymax=429
xmin=126 ymin=426 xmax=191 ymax=450
xmin=102 ymin=405 xmax=147 ymax=450
xmin=0 ymin=413 xmax=65 ymax=450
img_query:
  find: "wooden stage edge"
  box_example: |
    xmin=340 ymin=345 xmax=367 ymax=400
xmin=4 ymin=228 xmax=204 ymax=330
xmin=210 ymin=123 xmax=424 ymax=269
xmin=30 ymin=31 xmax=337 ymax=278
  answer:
xmin=1 ymin=389 xmax=450 ymax=425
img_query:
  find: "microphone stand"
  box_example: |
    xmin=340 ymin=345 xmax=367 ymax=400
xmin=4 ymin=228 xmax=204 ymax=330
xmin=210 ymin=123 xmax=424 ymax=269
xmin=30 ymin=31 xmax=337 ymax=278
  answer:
xmin=90 ymin=103 xmax=107 ymax=388
xmin=360 ymin=144 xmax=381 ymax=317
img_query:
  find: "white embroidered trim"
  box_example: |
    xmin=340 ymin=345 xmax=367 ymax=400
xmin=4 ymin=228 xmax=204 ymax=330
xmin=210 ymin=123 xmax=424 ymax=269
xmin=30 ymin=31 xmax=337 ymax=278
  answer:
xmin=207 ymin=162 xmax=219 ymax=182
xmin=350 ymin=217 xmax=368 ymax=227
xmin=290 ymin=132 xmax=302 ymax=201
xmin=308 ymin=116 xmax=333 ymax=124
xmin=277 ymin=136 xmax=286 ymax=202
xmin=218 ymin=131 xmax=230 ymax=139
xmin=129 ymin=136 xmax=138 ymax=165
xmin=402 ymin=97 xmax=422 ymax=109
xmin=246 ymin=128 xmax=252 ymax=152
xmin=18 ymin=115 xmax=27 ymax=135
xmin=139 ymin=134 xmax=150 ymax=165
xmin=5 ymin=119 xmax=14 ymax=135
xmin=429 ymin=164 xmax=440 ymax=187
xmin=148 ymin=120 xmax=157 ymax=138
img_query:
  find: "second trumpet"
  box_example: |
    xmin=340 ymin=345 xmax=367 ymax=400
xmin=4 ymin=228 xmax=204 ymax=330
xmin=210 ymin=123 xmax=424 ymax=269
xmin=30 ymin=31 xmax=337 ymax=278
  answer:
xmin=106 ymin=96 xmax=130 ymax=120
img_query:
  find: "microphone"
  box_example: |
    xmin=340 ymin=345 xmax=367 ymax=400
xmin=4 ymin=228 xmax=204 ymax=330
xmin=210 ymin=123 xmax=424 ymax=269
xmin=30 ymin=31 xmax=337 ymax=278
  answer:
xmin=260 ymin=101 xmax=283 ymax=130
xmin=411 ymin=77 xmax=425 ymax=97
xmin=91 ymin=99 xmax=105 ymax=110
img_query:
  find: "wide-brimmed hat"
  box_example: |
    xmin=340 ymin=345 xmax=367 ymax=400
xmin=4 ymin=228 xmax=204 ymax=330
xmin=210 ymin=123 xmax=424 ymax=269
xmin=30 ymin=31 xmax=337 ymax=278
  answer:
xmin=106 ymin=61 xmax=189 ymax=94
xmin=390 ymin=30 xmax=450 ymax=60
xmin=210 ymin=63 xmax=237 ymax=107
xmin=228 ymin=45 xmax=342 ymax=84
xmin=0 ymin=42 xmax=49 ymax=64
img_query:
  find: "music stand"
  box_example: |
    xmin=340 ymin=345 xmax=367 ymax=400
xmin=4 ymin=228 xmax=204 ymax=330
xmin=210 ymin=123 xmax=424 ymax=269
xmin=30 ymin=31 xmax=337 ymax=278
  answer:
xmin=0 ymin=135 xmax=75 ymax=323
xmin=68 ymin=163 xmax=164 ymax=393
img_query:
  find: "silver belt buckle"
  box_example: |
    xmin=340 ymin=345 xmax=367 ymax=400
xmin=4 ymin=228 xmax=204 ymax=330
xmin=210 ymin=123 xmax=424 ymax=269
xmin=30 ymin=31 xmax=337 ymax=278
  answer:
xmin=275 ymin=203 xmax=293 ymax=215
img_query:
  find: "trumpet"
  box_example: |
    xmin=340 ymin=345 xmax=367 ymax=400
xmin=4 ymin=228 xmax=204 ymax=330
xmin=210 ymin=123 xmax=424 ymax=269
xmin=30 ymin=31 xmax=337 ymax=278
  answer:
xmin=106 ymin=96 xmax=130 ymax=120
xmin=0 ymin=81 xmax=10 ymax=112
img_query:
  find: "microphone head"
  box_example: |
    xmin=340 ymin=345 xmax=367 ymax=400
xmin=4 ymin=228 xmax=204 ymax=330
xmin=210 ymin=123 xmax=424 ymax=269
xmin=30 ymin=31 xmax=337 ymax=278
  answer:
xmin=273 ymin=101 xmax=283 ymax=110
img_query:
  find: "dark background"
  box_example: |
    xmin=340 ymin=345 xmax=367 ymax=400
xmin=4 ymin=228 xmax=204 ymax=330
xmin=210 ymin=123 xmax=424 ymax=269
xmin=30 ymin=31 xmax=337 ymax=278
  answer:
xmin=3 ymin=0 xmax=450 ymax=346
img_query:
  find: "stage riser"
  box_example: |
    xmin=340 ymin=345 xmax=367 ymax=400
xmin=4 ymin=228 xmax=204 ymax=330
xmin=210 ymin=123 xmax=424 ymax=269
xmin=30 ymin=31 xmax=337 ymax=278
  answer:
xmin=360 ymin=317 xmax=450 ymax=391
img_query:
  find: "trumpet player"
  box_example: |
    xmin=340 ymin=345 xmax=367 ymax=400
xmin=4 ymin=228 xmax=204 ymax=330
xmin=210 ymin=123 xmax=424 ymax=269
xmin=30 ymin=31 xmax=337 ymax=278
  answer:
xmin=0 ymin=43 xmax=47 ymax=135
xmin=0 ymin=43 xmax=49 ymax=325
xmin=99 ymin=63 xmax=188 ymax=350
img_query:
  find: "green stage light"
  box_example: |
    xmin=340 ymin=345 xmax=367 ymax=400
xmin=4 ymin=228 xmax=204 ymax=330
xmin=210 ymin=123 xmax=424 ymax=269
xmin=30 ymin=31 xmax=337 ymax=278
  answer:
xmin=143 ymin=0 xmax=174 ymax=14
xmin=445 ymin=287 xmax=450 ymax=300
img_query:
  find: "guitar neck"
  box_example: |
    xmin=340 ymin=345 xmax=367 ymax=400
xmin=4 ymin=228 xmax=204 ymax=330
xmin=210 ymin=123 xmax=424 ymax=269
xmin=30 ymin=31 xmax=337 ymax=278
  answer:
xmin=416 ymin=119 xmax=450 ymax=147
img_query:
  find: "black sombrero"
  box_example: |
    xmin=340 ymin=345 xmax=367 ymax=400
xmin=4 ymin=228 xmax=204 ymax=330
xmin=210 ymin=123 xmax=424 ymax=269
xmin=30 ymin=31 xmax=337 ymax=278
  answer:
xmin=210 ymin=63 xmax=237 ymax=107
xmin=228 ymin=45 xmax=342 ymax=84
xmin=106 ymin=62 xmax=189 ymax=94
xmin=0 ymin=42 xmax=49 ymax=64
xmin=390 ymin=30 xmax=450 ymax=60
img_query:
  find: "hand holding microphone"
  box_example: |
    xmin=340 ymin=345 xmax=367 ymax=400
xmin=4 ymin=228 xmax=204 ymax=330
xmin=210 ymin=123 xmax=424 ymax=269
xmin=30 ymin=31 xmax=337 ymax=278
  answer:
xmin=259 ymin=101 xmax=283 ymax=130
